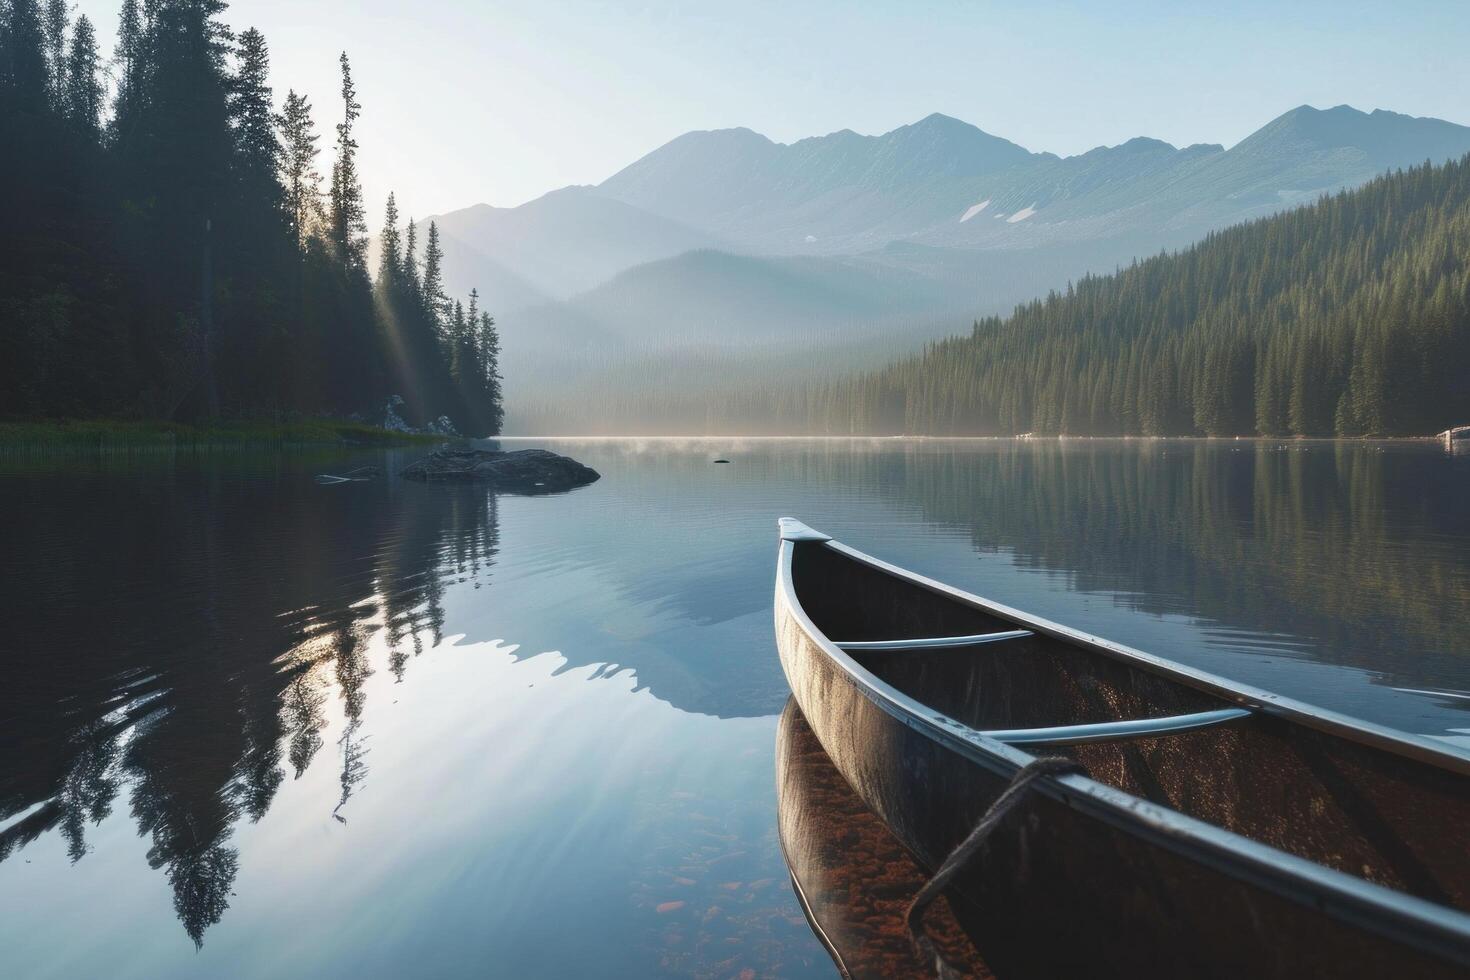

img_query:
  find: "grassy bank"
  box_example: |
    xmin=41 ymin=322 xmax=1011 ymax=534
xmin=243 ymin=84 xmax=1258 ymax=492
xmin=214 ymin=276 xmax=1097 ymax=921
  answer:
xmin=0 ymin=418 xmax=447 ymax=453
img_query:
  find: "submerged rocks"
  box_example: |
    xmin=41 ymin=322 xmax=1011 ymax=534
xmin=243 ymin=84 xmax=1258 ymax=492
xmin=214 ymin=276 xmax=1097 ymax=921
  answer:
xmin=400 ymin=446 xmax=600 ymax=494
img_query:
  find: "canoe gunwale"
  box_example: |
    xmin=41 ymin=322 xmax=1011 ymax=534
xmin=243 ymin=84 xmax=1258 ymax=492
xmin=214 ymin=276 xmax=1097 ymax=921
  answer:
xmin=775 ymin=522 xmax=1470 ymax=964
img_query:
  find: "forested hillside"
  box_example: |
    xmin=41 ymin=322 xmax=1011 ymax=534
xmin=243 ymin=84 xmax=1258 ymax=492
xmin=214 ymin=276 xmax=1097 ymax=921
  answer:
xmin=0 ymin=0 xmax=502 ymax=433
xmin=770 ymin=155 xmax=1470 ymax=437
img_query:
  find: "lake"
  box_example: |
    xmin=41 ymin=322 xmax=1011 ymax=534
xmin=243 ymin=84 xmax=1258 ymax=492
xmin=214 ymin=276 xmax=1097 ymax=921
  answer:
xmin=2 ymin=438 xmax=1469 ymax=978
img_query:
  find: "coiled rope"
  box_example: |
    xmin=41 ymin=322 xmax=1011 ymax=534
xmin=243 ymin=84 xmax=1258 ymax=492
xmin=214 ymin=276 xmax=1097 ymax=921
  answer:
xmin=906 ymin=756 xmax=1085 ymax=978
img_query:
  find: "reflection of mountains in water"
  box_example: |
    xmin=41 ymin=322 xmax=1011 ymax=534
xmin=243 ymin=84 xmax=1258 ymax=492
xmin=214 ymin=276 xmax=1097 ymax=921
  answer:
xmin=474 ymin=439 xmax=1470 ymax=723
xmin=0 ymin=455 xmax=500 ymax=945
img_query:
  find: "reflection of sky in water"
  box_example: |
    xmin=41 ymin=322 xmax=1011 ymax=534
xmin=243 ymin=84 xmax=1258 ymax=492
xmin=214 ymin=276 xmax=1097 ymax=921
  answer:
xmin=4 ymin=615 xmax=820 ymax=978
xmin=2 ymin=438 xmax=1469 ymax=975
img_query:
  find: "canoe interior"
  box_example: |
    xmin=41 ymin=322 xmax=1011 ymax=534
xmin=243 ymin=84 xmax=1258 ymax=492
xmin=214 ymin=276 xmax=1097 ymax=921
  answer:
xmin=790 ymin=539 xmax=1470 ymax=914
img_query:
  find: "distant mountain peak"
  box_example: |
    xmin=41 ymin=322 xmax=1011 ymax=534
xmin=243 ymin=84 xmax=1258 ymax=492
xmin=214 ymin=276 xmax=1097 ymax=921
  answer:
xmin=1236 ymin=103 xmax=1470 ymax=170
xmin=910 ymin=111 xmax=970 ymax=129
xmin=873 ymin=112 xmax=1036 ymax=178
xmin=888 ymin=111 xmax=1013 ymax=145
xmin=1119 ymin=136 xmax=1178 ymax=152
xmin=1072 ymin=136 xmax=1178 ymax=159
xmin=669 ymin=125 xmax=774 ymax=148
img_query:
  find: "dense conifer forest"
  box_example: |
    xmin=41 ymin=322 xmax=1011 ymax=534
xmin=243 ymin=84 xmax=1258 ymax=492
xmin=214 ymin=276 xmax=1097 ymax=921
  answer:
xmin=796 ymin=156 xmax=1470 ymax=437
xmin=0 ymin=0 xmax=502 ymax=433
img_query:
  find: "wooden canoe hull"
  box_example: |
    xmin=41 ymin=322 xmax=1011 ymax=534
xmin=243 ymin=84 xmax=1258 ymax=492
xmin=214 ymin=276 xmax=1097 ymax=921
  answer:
xmin=774 ymin=531 xmax=1469 ymax=979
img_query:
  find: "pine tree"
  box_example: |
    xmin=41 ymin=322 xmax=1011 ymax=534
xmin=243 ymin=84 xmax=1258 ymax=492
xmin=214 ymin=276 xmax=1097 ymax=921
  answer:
xmin=230 ymin=28 xmax=279 ymax=200
xmin=463 ymin=288 xmax=480 ymax=379
xmin=2 ymin=0 xmax=50 ymax=112
xmin=402 ymin=217 xmax=421 ymax=300
xmin=41 ymin=0 xmax=66 ymax=108
xmin=477 ymin=311 xmax=503 ymax=434
xmin=449 ymin=299 xmax=466 ymax=374
xmin=276 ymin=88 xmax=320 ymax=251
xmin=62 ymin=14 xmax=102 ymax=138
xmin=376 ymin=192 xmax=401 ymax=288
xmin=112 ymin=0 xmax=144 ymax=124
xmin=121 ymin=0 xmax=236 ymax=417
xmin=421 ymin=220 xmax=446 ymax=331
xmin=327 ymin=51 xmax=365 ymax=274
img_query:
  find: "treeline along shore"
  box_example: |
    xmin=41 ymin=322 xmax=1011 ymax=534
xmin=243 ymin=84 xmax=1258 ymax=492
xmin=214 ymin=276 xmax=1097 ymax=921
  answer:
xmin=0 ymin=0 xmax=502 ymax=436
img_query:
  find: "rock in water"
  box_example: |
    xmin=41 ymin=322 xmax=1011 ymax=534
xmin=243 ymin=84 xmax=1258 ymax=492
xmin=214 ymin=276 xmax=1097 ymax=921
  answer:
xmin=383 ymin=394 xmax=413 ymax=433
xmin=400 ymin=447 xmax=600 ymax=493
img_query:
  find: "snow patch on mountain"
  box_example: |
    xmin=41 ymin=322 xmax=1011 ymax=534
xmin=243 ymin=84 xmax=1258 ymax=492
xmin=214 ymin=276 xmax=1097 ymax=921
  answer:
xmin=959 ymin=199 xmax=991 ymax=222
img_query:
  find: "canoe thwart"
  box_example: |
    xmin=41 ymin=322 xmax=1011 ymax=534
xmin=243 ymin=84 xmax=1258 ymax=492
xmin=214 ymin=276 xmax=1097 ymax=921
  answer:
xmin=778 ymin=517 xmax=832 ymax=542
xmin=836 ymin=629 xmax=1034 ymax=651
xmin=981 ymin=706 xmax=1253 ymax=746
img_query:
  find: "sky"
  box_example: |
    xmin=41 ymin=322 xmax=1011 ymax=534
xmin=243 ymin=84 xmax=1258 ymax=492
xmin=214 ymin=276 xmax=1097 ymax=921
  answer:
xmin=70 ymin=0 xmax=1470 ymax=222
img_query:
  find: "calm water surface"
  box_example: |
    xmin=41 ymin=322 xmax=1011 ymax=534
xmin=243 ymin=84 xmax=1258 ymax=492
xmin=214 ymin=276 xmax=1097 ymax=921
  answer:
xmin=2 ymin=438 xmax=1469 ymax=978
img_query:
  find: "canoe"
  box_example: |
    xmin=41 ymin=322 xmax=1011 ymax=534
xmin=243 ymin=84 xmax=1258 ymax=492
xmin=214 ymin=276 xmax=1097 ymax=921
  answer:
xmin=773 ymin=518 xmax=1470 ymax=979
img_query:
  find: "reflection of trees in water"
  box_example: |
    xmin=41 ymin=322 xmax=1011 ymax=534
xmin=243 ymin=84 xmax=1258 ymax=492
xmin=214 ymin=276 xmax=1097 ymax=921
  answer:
xmin=635 ymin=440 xmax=1465 ymax=697
xmin=282 ymin=672 xmax=329 ymax=780
xmin=885 ymin=441 xmax=1470 ymax=687
xmin=58 ymin=722 xmax=122 ymax=863
xmin=0 ymin=461 xmax=499 ymax=944
xmin=332 ymin=720 xmax=370 ymax=826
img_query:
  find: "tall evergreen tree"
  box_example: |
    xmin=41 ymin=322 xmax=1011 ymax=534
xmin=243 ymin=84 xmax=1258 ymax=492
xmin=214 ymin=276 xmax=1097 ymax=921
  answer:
xmin=420 ymin=219 xmax=446 ymax=331
xmin=41 ymin=0 xmax=65 ymax=106
xmin=111 ymin=0 xmax=144 ymax=124
xmin=477 ymin=310 xmax=503 ymax=434
xmin=376 ymin=191 xmax=401 ymax=288
xmin=402 ymin=216 xmax=421 ymax=301
xmin=229 ymin=28 xmax=278 ymax=200
xmin=449 ymin=299 xmax=466 ymax=380
xmin=2 ymin=0 xmax=50 ymax=112
xmin=276 ymin=88 xmax=319 ymax=251
xmin=62 ymin=15 xmax=102 ymax=138
xmin=327 ymin=50 xmax=365 ymax=274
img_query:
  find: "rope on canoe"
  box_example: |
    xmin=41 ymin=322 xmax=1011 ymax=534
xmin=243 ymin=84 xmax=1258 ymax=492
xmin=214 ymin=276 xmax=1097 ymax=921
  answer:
xmin=906 ymin=756 xmax=1085 ymax=978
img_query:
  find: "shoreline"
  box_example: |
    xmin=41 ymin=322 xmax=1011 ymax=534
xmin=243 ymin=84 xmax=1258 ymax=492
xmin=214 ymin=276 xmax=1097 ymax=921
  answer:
xmin=0 ymin=418 xmax=447 ymax=453
xmin=495 ymin=433 xmax=1443 ymax=443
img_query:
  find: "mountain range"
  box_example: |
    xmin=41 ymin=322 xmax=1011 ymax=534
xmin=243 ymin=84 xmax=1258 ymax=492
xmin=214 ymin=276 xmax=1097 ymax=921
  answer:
xmin=391 ymin=104 xmax=1470 ymax=428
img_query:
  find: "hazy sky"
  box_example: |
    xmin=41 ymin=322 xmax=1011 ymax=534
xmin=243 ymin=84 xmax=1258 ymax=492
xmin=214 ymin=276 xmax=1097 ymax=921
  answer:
xmin=72 ymin=0 xmax=1470 ymax=221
